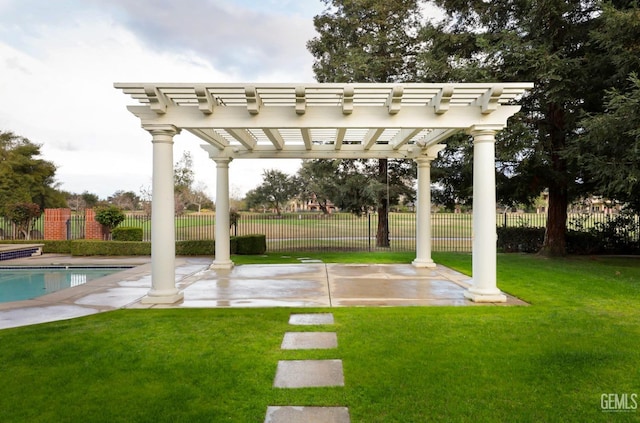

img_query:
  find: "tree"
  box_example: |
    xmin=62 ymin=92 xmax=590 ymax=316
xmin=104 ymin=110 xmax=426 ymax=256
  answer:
xmin=94 ymin=205 xmax=125 ymax=240
xmin=307 ymin=0 xmax=422 ymax=246
xmin=0 ymin=131 xmax=66 ymax=214
xmin=174 ymin=151 xmax=195 ymax=215
xmin=244 ymin=169 xmax=300 ymax=215
xmin=576 ymin=75 xmax=640 ymax=212
xmin=108 ymin=190 xmax=140 ymax=211
xmin=4 ymin=203 xmax=41 ymax=240
xmin=419 ymin=0 xmax=632 ymax=255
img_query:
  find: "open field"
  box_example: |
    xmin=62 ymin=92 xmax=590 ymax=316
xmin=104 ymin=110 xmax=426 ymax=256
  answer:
xmin=0 ymin=253 xmax=639 ymax=422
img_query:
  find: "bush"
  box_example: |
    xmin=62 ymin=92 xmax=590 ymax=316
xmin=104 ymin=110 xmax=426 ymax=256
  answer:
xmin=497 ymin=227 xmax=545 ymax=253
xmin=235 ymin=234 xmax=267 ymax=255
xmin=566 ymin=230 xmax=603 ymax=255
xmin=112 ymin=227 xmax=143 ymax=242
xmin=176 ymin=240 xmax=214 ymax=255
xmin=70 ymin=240 xmax=151 ymax=256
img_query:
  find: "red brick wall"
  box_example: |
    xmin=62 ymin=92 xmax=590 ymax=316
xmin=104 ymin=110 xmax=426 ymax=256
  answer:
xmin=84 ymin=208 xmax=105 ymax=240
xmin=44 ymin=208 xmax=71 ymax=240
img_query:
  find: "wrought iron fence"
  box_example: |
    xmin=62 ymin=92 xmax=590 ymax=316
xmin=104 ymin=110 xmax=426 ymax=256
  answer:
xmin=1 ymin=211 xmax=637 ymax=253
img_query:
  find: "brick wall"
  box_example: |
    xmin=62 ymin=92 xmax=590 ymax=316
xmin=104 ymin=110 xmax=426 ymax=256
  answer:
xmin=43 ymin=208 xmax=71 ymax=240
xmin=84 ymin=208 xmax=105 ymax=240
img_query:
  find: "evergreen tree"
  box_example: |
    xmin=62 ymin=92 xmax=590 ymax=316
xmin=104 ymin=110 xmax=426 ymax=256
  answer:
xmin=420 ymin=0 xmax=634 ymax=255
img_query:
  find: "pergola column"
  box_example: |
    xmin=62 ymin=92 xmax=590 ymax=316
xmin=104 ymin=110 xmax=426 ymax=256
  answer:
xmin=211 ymin=157 xmax=234 ymax=269
xmin=464 ymin=128 xmax=507 ymax=303
xmin=141 ymin=125 xmax=183 ymax=304
xmin=412 ymin=157 xmax=435 ymax=268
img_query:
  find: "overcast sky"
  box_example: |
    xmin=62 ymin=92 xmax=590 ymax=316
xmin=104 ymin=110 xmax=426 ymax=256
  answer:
xmin=0 ymin=0 xmax=327 ymax=200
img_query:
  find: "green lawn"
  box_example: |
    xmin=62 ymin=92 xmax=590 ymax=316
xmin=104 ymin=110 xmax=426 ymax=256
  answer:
xmin=0 ymin=254 xmax=639 ymax=422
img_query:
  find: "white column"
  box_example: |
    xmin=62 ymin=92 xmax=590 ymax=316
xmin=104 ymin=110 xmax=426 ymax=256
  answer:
xmin=141 ymin=126 xmax=183 ymax=304
xmin=464 ymin=129 xmax=506 ymax=302
xmin=211 ymin=157 xmax=234 ymax=269
xmin=412 ymin=157 xmax=436 ymax=268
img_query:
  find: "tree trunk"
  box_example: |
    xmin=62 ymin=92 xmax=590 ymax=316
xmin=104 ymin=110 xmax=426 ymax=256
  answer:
xmin=376 ymin=159 xmax=390 ymax=247
xmin=540 ymin=103 xmax=568 ymax=256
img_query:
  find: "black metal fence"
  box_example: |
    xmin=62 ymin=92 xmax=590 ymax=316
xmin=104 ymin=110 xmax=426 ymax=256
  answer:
xmin=1 ymin=211 xmax=637 ymax=253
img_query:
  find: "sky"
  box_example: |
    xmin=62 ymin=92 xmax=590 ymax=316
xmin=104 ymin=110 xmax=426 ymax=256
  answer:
xmin=0 ymin=0 xmax=328 ymax=201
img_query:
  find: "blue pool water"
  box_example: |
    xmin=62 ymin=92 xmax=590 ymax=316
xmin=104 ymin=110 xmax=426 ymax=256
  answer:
xmin=0 ymin=267 xmax=131 ymax=303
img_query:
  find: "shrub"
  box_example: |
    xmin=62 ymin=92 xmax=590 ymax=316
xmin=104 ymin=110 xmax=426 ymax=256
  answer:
xmin=94 ymin=206 xmax=125 ymax=239
xmin=497 ymin=227 xmax=545 ymax=253
xmin=112 ymin=227 xmax=143 ymax=242
xmin=235 ymin=234 xmax=267 ymax=255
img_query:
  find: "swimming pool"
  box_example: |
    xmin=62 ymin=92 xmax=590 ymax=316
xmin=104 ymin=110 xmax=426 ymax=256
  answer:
xmin=0 ymin=266 xmax=132 ymax=303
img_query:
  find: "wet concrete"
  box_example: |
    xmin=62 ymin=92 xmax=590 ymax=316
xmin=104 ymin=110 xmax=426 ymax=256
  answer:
xmin=0 ymin=255 xmax=527 ymax=330
xmin=281 ymin=332 xmax=338 ymax=350
xmin=264 ymin=406 xmax=350 ymax=423
xmin=273 ymin=359 xmax=344 ymax=388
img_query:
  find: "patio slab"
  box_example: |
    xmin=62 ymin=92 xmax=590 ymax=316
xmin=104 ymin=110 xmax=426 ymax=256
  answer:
xmin=265 ymin=406 xmax=350 ymax=423
xmin=288 ymin=313 xmax=335 ymax=325
xmin=274 ymin=359 xmax=344 ymax=388
xmin=281 ymin=332 xmax=338 ymax=350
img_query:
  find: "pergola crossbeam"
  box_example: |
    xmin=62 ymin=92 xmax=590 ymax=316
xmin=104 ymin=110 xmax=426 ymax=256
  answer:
xmin=225 ymin=128 xmax=256 ymax=150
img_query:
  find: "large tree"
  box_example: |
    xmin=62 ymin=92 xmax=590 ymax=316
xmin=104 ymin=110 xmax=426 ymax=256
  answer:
xmin=420 ymin=0 xmax=632 ymax=255
xmin=307 ymin=0 xmax=422 ymax=247
xmin=0 ymin=130 xmax=66 ymax=215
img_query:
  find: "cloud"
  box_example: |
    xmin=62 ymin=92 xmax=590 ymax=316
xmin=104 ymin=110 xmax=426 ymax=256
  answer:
xmin=0 ymin=0 xmax=322 ymax=199
xmin=89 ymin=0 xmax=322 ymax=81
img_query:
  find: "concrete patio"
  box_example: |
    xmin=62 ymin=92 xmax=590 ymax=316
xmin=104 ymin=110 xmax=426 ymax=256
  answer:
xmin=0 ymin=254 xmax=526 ymax=330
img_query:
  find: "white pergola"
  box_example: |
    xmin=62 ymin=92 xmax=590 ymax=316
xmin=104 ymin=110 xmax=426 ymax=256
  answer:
xmin=115 ymin=82 xmax=533 ymax=304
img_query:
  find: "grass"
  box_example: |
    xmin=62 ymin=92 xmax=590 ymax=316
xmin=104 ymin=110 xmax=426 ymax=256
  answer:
xmin=1 ymin=254 xmax=639 ymax=422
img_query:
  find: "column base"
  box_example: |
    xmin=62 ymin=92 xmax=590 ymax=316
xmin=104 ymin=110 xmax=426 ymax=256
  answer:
xmin=464 ymin=288 xmax=507 ymax=303
xmin=412 ymin=258 xmax=437 ymax=268
xmin=210 ymin=260 xmax=234 ymax=270
xmin=140 ymin=291 xmax=184 ymax=304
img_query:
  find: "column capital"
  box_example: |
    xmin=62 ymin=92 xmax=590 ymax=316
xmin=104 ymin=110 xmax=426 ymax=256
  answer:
xmin=143 ymin=124 xmax=181 ymax=138
xmin=467 ymin=125 xmax=503 ymax=138
xmin=213 ymin=157 xmax=233 ymax=166
xmin=413 ymin=156 xmax=433 ymax=166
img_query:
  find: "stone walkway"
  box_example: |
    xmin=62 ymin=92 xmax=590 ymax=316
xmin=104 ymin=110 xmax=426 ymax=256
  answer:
xmin=266 ymin=312 xmax=350 ymax=423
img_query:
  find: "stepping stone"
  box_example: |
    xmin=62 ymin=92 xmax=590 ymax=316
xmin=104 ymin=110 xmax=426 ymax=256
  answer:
xmin=265 ymin=406 xmax=350 ymax=423
xmin=274 ymin=359 xmax=344 ymax=388
xmin=299 ymin=259 xmax=323 ymax=263
xmin=289 ymin=313 xmax=334 ymax=325
xmin=281 ymin=332 xmax=338 ymax=350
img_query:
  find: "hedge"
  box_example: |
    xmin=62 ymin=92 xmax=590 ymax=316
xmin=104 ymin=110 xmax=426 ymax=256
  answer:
xmin=0 ymin=234 xmax=264 ymax=257
xmin=112 ymin=227 xmax=143 ymax=242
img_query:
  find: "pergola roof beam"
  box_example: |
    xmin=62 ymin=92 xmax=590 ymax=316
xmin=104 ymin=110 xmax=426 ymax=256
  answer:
xmin=419 ymin=128 xmax=460 ymax=147
xmin=144 ymin=85 xmax=168 ymax=114
xmin=245 ymin=86 xmax=262 ymax=115
xmin=186 ymin=128 xmax=228 ymax=149
xmin=363 ymin=128 xmax=385 ymax=150
xmin=390 ymin=128 xmax=422 ymax=150
xmin=194 ymin=85 xmax=215 ymax=115
xmin=428 ymin=85 xmax=454 ymax=114
xmin=386 ymin=86 xmax=403 ymax=114
xmin=301 ymin=128 xmax=312 ymax=150
xmin=225 ymin=128 xmax=256 ymax=150
xmin=264 ymin=128 xmax=284 ymax=150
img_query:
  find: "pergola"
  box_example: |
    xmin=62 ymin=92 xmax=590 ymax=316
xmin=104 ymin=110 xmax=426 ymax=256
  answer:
xmin=115 ymin=82 xmax=533 ymax=304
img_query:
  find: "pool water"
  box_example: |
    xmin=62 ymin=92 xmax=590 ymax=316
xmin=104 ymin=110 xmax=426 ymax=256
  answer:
xmin=0 ymin=267 xmax=130 ymax=303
